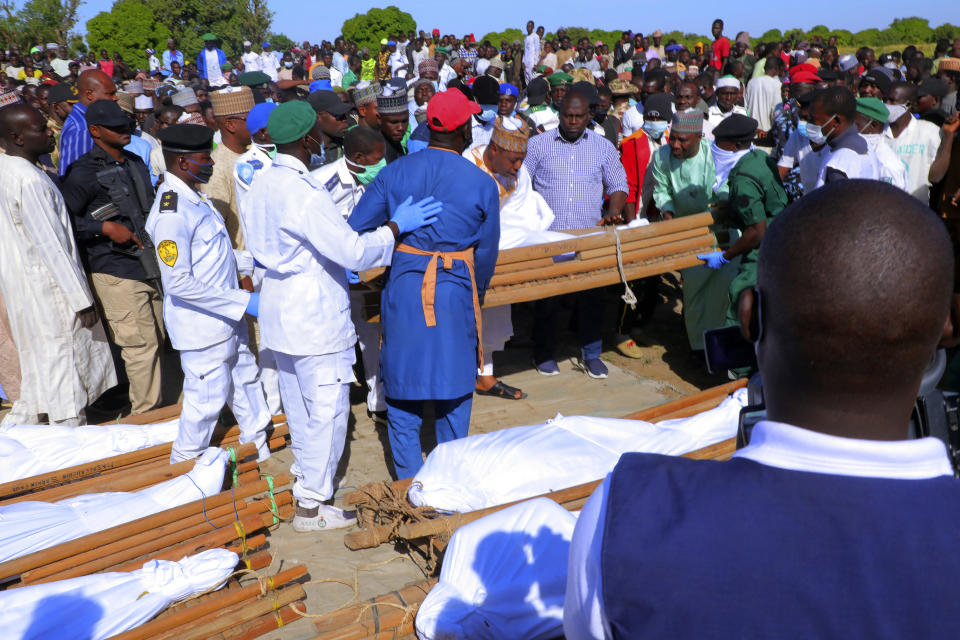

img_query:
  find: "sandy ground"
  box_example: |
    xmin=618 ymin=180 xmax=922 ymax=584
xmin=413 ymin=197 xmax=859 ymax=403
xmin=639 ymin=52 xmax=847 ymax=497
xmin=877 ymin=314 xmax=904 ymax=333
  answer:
xmin=0 ymin=273 xmax=731 ymax=639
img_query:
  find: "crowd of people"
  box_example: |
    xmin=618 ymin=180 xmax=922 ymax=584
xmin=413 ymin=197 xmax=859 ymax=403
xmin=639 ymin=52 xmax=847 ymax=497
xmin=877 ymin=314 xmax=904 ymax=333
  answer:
xmin=2 ymin=18 xmax=960 ymax=535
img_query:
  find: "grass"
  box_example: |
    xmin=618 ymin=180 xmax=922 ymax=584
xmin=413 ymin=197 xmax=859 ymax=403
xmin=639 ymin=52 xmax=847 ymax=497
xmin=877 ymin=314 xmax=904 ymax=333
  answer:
xmin=837 ymin=42 xmax=937 ymax=57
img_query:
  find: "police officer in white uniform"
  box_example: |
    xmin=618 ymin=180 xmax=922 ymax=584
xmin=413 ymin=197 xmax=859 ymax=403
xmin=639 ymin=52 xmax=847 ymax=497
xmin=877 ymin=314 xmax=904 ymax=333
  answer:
xmin=243 ymin=101 xmax=442 ymax=532
xmin=146 ymin=123 xmax=271 ymax=463
xmin=312 ymin=125 xmax=389 ymax=423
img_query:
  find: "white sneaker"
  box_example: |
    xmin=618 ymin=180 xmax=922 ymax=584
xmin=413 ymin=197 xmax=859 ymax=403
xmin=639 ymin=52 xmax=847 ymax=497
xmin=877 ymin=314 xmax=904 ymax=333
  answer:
xmin=292 ymin=504 xmax=357 ymax=532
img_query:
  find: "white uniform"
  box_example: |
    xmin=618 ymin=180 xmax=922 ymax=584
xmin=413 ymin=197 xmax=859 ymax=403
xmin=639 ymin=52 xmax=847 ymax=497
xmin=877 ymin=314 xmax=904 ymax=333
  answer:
xmin=145 ymin=172 xmax=270 ymax=463
xmin=0 ymin=155 xmax=116 ymax=425
xmin=311 ymin=157 xmax=385 ymax=414
xmin=243 ymin=154 xmax=396 ymax=509
xmin=523 ymin=33 xmax=541 ymax=83
xmin=233 ymin=143 xmax=282 ymax=416
xmin=241 ymin=50 xmax=261 ymax=73
xmin=705 ymin=104 xmax=749 ymax=139
xmin=439 ymin=63 xmax=458 ymax=91
xmin=260 ymin=50 xmax=280 ymax=82
xmin=527 ymin=106 xmax=559 ymax=132
xmin=815 ymin=127 xmax=880 ymax=189
xmin=865 ymin=133 xmax=908 ymax=192
xmin=883 ymin=117 xmax=942 ymax=203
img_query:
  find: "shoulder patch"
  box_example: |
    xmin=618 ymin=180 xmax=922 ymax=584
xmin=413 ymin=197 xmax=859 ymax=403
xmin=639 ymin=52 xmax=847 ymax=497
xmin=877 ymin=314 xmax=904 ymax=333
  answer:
xmin=159 ymin=191 xmax=178 ymax=212
xmin=324 ymin=174 xmax=340 ymax=191
xmin=237 ymin=162 xmax=255 ymax=186
xmin=157 ymin=240 xmax=178 ymax=267
xmin=248 ymin=158 xmax=264 ymax=170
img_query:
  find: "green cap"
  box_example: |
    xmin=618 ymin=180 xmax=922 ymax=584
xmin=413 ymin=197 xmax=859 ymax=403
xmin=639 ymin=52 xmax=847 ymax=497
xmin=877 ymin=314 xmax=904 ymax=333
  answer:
xmin=220 ymin=62 xmax=234 ymax=71
xmin=435 ymin=46 xmax=449 ymax=56
xmin=267 ymin=100 xmax=316 ymax=145
xmin=547 ymin=72 xmax=573 ymax=87
xmin=201 ymin=33 xmax=217 ymax=41
xmin=856 ymin=96 xmax=889 ymax=124
xmin=238 ymin=71 xmax=271 ymax=86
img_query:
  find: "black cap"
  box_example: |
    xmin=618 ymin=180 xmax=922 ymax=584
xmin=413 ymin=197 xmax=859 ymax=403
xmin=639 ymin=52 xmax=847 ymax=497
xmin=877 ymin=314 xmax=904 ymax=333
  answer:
xmin=797 ymin=90 xmax=818 ymax=107
xmin=472 ymin=75 xmax=500 ymax=104
xmin=84 ymin=99 xmax=131 ymax=127
xmin=307 ymin=90 xmax=352 ymax=115
xmin=47 ymin=82 xmax=78 ymax=104
xmin=157 ymin=123 xmax=214 ymax=153
xmin=526 ymin=77 xmax=549 ymax=105
xmin=918 ymin=78 xmax=948 ymax=98
xmin=643 ymin=93 xmax=673 ymax=120
xmin=238 ymin=71 xmax=272 ymax=87
xmin=712 ymin=113 xmax=759 ymax=142
xmin=860 ymin=70 xmax=891 ymax=97
xmin=817 ymin=69 xmax=839 ymax=82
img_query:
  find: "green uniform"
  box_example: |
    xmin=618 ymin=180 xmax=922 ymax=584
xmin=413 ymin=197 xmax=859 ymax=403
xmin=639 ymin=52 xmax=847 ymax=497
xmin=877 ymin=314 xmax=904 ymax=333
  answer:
xmin=724 ymin=149 xmax=787 ymax=325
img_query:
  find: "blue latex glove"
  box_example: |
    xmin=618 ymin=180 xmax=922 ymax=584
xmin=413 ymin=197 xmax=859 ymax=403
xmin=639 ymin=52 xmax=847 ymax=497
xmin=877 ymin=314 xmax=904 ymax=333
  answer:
xmin=697 ymin=251 xmax=729 ymax=270
xmin=345 ymin=269 xmax=360 ymax=284
xmin=245 ymin=291 xmax=260 ymax=317
xmin=390 ymin=195 xmax=443 ymax=234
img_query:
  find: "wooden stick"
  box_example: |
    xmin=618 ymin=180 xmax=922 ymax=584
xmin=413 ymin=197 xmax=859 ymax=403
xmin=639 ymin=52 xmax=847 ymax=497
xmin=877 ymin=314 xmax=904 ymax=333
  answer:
xmin=0 ymin=474 xmax=290 ymax=581
xmin=216 ymin=605 xmax=302 ymax=640
xmin=107 ymin=565 xmax=307 ymax=640
xmin=113 ymin=532 xmax=268 ymax=575
xmin=103 ymin=403 xmax=183 ymax=425
xmin=576 ymin=227 xmax=711 ymax=260
xmin=154 ymin=583 xmax=307 ymax=640
xmin=313 ymin=578 xmax=438 ymax=632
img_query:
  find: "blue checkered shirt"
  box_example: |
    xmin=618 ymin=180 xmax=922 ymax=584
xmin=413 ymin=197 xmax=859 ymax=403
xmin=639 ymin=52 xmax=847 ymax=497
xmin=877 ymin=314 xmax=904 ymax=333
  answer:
xmin=58 ymin=102 xmax=93 ymax=177
xmin=523 ymin=128 xmax=629 ymax=230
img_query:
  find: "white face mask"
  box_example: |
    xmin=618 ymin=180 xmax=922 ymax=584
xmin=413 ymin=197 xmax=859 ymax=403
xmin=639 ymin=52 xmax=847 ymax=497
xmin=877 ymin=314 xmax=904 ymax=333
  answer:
xmin=886 ymin=103 xmax=908 ymax=123
xmin=806 ymin=114 xmax=835 ymax=145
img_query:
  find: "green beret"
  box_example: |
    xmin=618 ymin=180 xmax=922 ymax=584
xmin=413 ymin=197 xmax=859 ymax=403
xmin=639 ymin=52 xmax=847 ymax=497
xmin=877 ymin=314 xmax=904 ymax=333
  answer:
xmin=435 ymin=46 xmax=449 ymax=56
xmin=547 ymin=72 xmax=573 ymax=87
xmin=238 ymin=71 xmax=271 ymax=87
xmin=267 ymin=100 xmax=316 ymax=145
xmin=855 ymin=96 xmax=889 ymax=124
xmin=201 ymin=32 xmax=217 ymax=41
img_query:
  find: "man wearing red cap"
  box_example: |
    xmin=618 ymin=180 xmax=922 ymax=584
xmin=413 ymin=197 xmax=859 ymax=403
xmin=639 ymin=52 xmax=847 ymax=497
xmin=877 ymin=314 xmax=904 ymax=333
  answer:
xmin=348 ymin=89 xmax=501 ymax=479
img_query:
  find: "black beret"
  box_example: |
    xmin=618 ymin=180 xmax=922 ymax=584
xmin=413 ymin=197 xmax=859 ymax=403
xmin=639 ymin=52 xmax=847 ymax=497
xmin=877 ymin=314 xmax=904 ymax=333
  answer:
xmin=526 ymin=77 xmax=549 ymax=102
xmin=918 ymin=78 xmax=948 ymax=98
xmin=47 ymin=82 xmax=78 ymax=104
xmin=84 ymin=99 xmax=131 ymax=127
xmin=642 ymin=93 xmax=674 ymax=121
xmin=157 ymin=123 xmax=214 ymax=153
xmin=817 ymin=69 xmax=839 ymax=82
xmin=712 ymin=113 xmax=758 ymax=142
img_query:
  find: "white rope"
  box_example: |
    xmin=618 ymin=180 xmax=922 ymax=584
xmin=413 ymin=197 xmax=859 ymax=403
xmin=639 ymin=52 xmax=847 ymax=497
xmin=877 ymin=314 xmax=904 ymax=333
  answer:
xmin=613 ymin=226 xmax=637 ymax=309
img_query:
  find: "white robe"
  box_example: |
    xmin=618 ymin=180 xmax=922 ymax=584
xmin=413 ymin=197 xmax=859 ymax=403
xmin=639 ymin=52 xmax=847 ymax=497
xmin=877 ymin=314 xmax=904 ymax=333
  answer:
xmin=744 ymin=75 xmax=781 ymax=132
xmin=0 ymin=155 xmax=116 ymax=423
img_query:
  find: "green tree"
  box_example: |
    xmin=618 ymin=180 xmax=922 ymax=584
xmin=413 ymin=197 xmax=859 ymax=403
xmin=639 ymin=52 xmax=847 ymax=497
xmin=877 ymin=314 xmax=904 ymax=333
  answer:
xmin=86 ymin=0 xmax=170 ymax=71
xmin=140 ymin=0 xmax=273 ymax=59
xmin=933 ymin=22 xmax=958 ymax=42
xmin=831 ymin=29 xmax=853 ymax=46
xmin=759 ymin=29 xmax=782 ymax=43
xmin=341 ymin=6 xmax=415 ymax=52
xmin=2 ymin=0 xmax=82 ymax=49
xmin=266 ymin=32 xmax=293 ymax=52
xmin=886 ymin=17 xmax=934 ymax=43
xmin=806 ymin=25 xmax=830 ymax=41
xmin=852 ymin=28 xmax=881 ymax=47
xmin=479 ymin=28 xmax=524 ymax=46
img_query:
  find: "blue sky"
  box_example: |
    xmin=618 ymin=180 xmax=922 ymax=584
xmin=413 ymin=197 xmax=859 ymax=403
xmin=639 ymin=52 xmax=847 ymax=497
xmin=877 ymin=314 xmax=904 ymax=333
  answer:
xmin=74 ymin=0 xmax=954 ymax=42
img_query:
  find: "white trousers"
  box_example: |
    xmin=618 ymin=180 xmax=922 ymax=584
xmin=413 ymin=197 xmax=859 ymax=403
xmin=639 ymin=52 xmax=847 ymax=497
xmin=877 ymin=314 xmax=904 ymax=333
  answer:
xmin=258 ymin=346 xmax=282 ymax=415
xmin=172 ymin=326 xmax=271 ymax=463
xmin=478 ymin=305 xmax=513 ymax=377
xmin=349 ymin=290 xmax=384 ymax=412
xmin=275 ymin=348 xmax=356 ymax=509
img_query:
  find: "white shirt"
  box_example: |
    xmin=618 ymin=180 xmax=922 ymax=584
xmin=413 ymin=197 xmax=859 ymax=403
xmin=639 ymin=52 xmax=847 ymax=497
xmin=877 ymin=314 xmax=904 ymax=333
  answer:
xmin=865 ymin=133 xmax=908 ymax=192
xmin=310 ymin=157 xmax=365 ymax=219
xmin=523 ymin=33 xmax=541 ymax=69
xmin=563 ymin=419 xmax=954 ymax=640
xmin=883 ymin=117 xmax=942 ymax=203
xmin=260 ymin=50 xmax=280 ymax=81
xmin=204 ymin=48 xmax=225 ymax=86
xmin=145 ymin=172 xmax=250 ymax=351
xmin=242 ymin=154 xmax=395 ymax=356
xmin=241 ymin=50 xmax=261 ymax=72
xmin=148 ymin=55 xmax=161 ymax=73
xmin=50 ymin=57 xmax=70 ymax=77
xmin=705 ymin=103 xmax=749 ymax=131
xmin=744 ymin=75 xmax=781 ymax=132
xmin=815 ymin=128 xmax=880 ymax=188
xmin=388 ymin=50 xmax=407 ymax=76
xmin=778 ymin=129 xmax=820 ymax=194
xmin=329 ymin=66 xmax=343 ymax=89
xmin=438 ymin=63 xmax=458 ymax=90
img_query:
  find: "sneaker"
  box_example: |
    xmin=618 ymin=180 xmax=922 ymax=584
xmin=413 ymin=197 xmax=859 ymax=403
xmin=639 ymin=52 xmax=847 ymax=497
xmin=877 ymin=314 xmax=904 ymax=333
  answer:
xmin=534 ymin=359 xmax=560 ymax=376
xmin=615 ymin=335 xmax=644 ymax=359
xmin=292 ymin=503 xmax=357 ymax=532
xmin=580 ymin=357 xmax=609 ymax=379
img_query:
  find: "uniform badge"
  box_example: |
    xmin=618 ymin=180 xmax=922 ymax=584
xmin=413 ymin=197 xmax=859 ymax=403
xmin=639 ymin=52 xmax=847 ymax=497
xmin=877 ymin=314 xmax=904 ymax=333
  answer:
xmin=248 ymin=158 xmax=263 ymax=170
xmin=237 ymin=162 xmax=255 ymax=185
xmin=157 ymin=240 xmax=178 ymax=267
xmin=159 ymin=191 xmax=178 ymax=212
xmin=324 ymin=174 xmax=339 ymax=191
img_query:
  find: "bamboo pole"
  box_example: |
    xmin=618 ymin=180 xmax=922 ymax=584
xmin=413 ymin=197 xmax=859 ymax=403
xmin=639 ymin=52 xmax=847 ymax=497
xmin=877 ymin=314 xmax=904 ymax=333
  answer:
xmin=0 ymin=474 xmax=290 ymax=581
xmin=152 ymin=583 xmax=307 ymax=640
xmin=112 ymin=532 xmax=269 ymax=574
xmin=0 ymin=422 xmax=289 ymax=501
xmin=216 ymin=605 xmax=302 ymax=640
xmin=107 ymin=565 xmax=307 ymax=640
xmin=21 ymin=494 xmax=290 ymax=584
xmin=103 ymin=403 xmax=183 ymax=425
xmin=313 ymin=578 xmax=438 ymax=632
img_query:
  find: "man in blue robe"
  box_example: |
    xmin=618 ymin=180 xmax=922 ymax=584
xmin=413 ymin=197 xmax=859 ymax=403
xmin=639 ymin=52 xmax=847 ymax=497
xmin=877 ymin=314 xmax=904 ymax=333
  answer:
xmin=349 ymin=89 xmax=501 ymax=479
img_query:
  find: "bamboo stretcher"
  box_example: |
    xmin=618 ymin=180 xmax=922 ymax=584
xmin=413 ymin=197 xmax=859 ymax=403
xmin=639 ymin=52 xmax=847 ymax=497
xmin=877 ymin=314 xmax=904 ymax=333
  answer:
xmin=342 ymin=379 xmax=746 ymax=552
xmin=357 ymin=212 xmax=717 ymax=320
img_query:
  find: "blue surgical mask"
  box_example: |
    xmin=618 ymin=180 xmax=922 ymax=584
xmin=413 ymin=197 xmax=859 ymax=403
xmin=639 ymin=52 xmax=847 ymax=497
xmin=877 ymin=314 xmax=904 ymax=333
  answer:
xmin=796 ymin=120 xmax=809 ymax=137
xmin=477 ymin=104 xmax=497 ymax=122
xmin=805 ymin=114 xmax=835 ymax=146
xmin=628 ymin=97 xmax=637 ymax=107
xmin=642 ymin=120 xmax=669 ymax=139
xmin=284 ymin=61 xmax=293 ymax=68
xmin=306 ymin=134 xmax=325 ymax=168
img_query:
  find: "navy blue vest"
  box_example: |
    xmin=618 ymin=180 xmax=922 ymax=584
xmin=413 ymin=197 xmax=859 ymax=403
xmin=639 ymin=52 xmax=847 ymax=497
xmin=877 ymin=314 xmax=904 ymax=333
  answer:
xmin=601 ymin=453 xmax=960 ymax=639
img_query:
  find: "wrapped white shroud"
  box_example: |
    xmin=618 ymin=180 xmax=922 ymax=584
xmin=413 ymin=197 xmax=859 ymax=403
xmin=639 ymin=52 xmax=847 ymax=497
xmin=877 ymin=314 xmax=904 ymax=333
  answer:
xmin=0 ymin=420 xmax=179 ymax=484
xmin=0 ymin=549 xmax=238 ymax=640
xmin=409 ymin=389 xmax=748 ymax=513
xmin=0 ymin=447 xmax=228 ymax=564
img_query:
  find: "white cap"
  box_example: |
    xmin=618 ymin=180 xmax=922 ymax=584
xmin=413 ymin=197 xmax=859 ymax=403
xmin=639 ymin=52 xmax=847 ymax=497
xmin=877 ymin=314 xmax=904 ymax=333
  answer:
xmin=243 ymin=40 xmax=252 ymax=47
xmin=134 ymin=95 xmax=154 ymax=110
xmin=838 ymin=54 xmax=858 ymax=72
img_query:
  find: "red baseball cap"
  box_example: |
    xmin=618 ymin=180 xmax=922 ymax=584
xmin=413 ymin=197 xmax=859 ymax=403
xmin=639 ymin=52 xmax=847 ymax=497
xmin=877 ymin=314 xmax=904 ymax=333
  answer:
xmin=791 ymin=70 xmax=822 ymax=84
xmin=432 ymin=28 xmax=440 ymax=36
xmin=788 ymin=63 xmax=817 ymax=78
xmin=427 ymin=89 xmax=481 ymax=132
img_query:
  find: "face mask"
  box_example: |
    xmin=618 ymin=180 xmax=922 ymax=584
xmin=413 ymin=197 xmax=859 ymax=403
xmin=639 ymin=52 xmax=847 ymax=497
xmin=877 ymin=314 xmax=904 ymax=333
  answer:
xmin=352 ymin=157 xmax=386 ymax=184
xmin=628 ymin=97 xmax=637 ymax=107
xmin=306 ymin=134 xmax=325 ymax=167
xmin=796 ymin=119 xmax=809 ymax=137
xmin=886 ymin=103 xmax=907 ymax=123
xmin=264 ymin=97 xmax=274 ymax=104
xmin=184 ymin=157 xmax=214 ymax=183
xmin=284 ymin=61 xmax=293 ymax=68
xmin=805 ymin=114 xmax=835 ymax=145
xmin=477 ymin=105 xmax=497 ymax=122
xmin=861 ymin=132 xmax=882 ymax=147
xmin=256 ymin=142 xmax=277 ymax=159
xmin=642 ymin=120 xmax=669 ymax=139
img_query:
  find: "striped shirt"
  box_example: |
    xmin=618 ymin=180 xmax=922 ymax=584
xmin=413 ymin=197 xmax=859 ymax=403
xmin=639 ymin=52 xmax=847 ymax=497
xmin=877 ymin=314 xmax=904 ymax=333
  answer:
xmin=523 ymin=128 xmax=628 ymax=230
xmin=58 ymin=102 xmax=92 ymax=177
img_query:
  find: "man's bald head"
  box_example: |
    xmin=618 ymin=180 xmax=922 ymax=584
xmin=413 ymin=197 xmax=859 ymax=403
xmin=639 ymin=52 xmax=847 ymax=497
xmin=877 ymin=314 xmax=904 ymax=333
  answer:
xmin=756 ymin=180 xmax=953 ymax=439
xmin=0 ymin=104 xmax=54 ymax=160
xmin=77 ymin=70 xmax=117 ymax=106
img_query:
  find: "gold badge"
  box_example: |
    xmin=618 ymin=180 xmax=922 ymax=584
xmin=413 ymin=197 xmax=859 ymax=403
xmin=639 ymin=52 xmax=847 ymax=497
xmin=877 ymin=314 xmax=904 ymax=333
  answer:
xmin=157 ymin=240 xmax=178 ymax=267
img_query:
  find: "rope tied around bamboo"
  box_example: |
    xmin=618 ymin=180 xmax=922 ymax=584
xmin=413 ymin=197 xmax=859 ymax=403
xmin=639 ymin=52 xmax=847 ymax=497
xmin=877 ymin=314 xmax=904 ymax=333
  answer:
xmin=354 ymin=479 xmax=440 ymax=545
